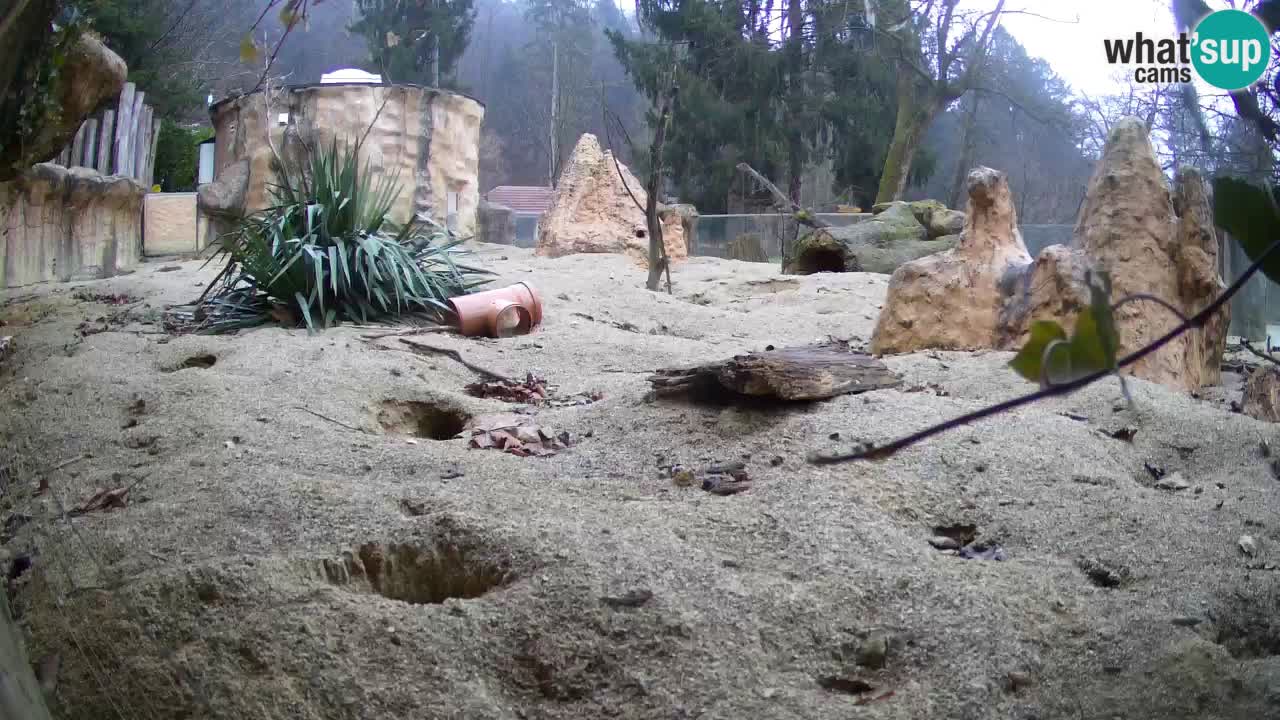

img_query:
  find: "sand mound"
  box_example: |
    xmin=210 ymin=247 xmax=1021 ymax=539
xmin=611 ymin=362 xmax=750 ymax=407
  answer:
xmin=1 ymin=247 xmax=1277 ymax=719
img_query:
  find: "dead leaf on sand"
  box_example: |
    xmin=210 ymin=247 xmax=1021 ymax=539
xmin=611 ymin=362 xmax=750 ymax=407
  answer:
xmin=463 ymin=414 xmax=573 ymax=457
xmin=465 ymin=373 xmax=603 ymax=408
xmin=71 ymin=486 xmax=130 ymax=516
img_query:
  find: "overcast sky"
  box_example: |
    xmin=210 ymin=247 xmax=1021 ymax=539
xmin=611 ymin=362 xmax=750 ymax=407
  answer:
xmin=994 ymin=0 xmax=1182 ymax=95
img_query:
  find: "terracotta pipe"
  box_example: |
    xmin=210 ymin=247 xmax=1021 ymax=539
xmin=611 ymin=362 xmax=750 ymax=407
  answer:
xmin=448 ymin=282 xmax=543 ymax=338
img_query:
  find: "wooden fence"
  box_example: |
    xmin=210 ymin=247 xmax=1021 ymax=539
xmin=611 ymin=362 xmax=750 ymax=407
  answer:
xmin=50 ymin=81 xmax=159 ymax=188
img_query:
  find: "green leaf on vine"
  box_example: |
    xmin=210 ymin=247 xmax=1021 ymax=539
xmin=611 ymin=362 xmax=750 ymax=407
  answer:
xmin=239 ymin=34 xmax=261 ymax=64
xmin=1009 ymin=320 xmax=1067 ymax=383
xmin=1010 ymin=270 xmax=1121 ymax=386
xmin=1212 ymin=176 xmax=1280 ymax=286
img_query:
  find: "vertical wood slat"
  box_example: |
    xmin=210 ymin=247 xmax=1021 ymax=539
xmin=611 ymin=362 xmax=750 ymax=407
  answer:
xmin=113 ymin=82 xmax=136 ymax=176
xmin=146 ymin=115 xmax=161 ymax=187
xmin=132 ymin=105 xmax=146 ymax=181
xmin=96 ymin=109 xmax=115 ymax=174
xmin=83 ymin=118 xmax=98 ymax=170
xmin=69 ymin=123 xmax=86 ymax=167
xmin=129 ymin=91 xmax=146 ymax=179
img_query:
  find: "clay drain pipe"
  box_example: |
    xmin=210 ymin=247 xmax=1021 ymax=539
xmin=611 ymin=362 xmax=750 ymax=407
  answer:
xmin=448 ymin=282 xmax=543 ymax=338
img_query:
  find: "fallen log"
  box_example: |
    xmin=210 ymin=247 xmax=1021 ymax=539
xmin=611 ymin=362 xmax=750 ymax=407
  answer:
xmin=648 ymin=342 xmax=901 ymax=401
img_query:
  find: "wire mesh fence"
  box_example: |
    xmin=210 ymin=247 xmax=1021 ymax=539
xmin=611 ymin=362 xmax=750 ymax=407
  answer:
xmin=505 ymin=210 xmax=1275 ymax=342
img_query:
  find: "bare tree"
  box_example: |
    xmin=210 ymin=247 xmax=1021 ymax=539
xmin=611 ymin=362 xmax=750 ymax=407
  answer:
xmin=874 ymin=0 xmax=1007 ymax=203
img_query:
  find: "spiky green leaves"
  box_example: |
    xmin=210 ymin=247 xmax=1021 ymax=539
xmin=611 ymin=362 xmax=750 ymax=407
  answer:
xmin=203 ymin=140 xmax=491 ymax=334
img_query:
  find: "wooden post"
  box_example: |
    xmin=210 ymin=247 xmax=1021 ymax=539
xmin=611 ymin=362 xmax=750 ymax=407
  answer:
xmin=129 ymin=93 xmax=146 ymax=179
xmin=146 ymin=115 xmax=161 ymax=187
xmin=97 ymin=109 xmax=115 ymax=174
xmin=69 ymin=122 xmax=86 ymax=167
xmin=133 ymin=103 xmax=150 ymax=182
xmin=83 ymin=118 xmax=98 ymax=170
xmin=113 ymin=82 xmax=135 ymax=175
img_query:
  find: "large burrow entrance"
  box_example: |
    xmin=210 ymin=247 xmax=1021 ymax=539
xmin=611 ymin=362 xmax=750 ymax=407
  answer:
xmin=319 ymin=538 xmax=518 ymax=605
xmin=376 ymin=399 xmax=469 ymax=440
xmin=789 ymin=247 xmax=848 ymax=274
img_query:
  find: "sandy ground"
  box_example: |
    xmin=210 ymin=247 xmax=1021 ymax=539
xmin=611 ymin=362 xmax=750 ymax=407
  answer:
xmin=2 ymin=244 xmax=1279 ymax=720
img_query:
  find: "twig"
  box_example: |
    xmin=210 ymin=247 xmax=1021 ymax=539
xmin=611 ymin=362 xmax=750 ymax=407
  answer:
xmin=810 ymin=236 xmax=1280 ymax=464
xmin=1242 ymin=339 xmax=1280 ymax=369
xmin=46 ymin=454 xmax=91 ymax=475
xmin=735 ymin=162 xmax=828 ymax=229
xmin=360 ymin=326 xmax=455 ymax=340
xmin=603 ymin=98 xmax=646 ymax=215
xmin=398 ymin=339 xmax=514 ymax=382
xmin=293 ymin=406 xmax=368 ymax=433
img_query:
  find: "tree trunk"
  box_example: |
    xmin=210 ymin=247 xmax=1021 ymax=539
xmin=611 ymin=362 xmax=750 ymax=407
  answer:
xmin=549 ymin=38 xmax=559 ymax=187
xmin=0 ymin=0 xmax=58 ymax=181
xmin=645 ymin=83 xmax=676 ymax=292
xmin=948 ymin=93 xmax=980 ymax=208
xmin=875 ymin=77 xmax=940 ymax=204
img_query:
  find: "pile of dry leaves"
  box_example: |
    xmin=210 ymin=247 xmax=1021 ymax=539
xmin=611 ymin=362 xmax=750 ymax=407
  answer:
xmin=463 ymin=413 xmax=575 ymax=457
xmin=466 ymin=373 xmax=602 ymax=408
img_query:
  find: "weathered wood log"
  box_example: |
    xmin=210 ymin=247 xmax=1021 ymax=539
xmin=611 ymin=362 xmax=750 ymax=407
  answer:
xmin=648 ymin=342 xmax=901 ymax=401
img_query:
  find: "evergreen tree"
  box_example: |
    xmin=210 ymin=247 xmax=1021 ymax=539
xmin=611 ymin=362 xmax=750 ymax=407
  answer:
xmin=609 ymin=0 xmax=897 ymax=212
xmin=351 ymin=0 xmax=477 ymax=86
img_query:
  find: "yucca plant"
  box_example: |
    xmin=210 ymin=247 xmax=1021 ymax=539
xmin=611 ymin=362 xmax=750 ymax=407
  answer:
xmin=184 ymin=139 xmax=491 ymax=333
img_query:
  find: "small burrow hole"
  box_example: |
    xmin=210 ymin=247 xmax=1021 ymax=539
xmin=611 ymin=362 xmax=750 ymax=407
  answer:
xmin=933 ymin=523 xmax=978 ymax=547
xmin=1212 ymin=588 xmax=1280 ymax=658
xmin=377 ymin=400 xmax=469 ymax=440
xmin=320 ymin=541 xmax=515 ymax=604
xmin=164 ymin=354 xmax=217 ymax=372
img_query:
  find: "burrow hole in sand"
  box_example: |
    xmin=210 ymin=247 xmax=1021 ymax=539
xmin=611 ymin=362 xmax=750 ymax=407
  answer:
xmin=165 ymin=353 xmax=217 ymax=372
xmin=321 ymin=541 xmax=514 ymax=604
xmin=376 ymin=400 xmax=469 ymax=440
xmin=1213 ymin=589 xmax=1280 ymax=659
xmin=790 ymin=248 xmax=846 ymax=274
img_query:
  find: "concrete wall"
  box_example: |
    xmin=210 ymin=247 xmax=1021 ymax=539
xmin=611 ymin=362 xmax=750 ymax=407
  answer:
xmin=210 ymin=84 xmax=485 ymax=239
xmin=1 ymin=163 xmax=144 ymax=289
xmin=143 ymin=192 xmax=210 ymax=256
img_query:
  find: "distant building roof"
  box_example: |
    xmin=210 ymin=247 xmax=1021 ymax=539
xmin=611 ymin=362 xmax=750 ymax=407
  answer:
xmin=486 ymin=186 xmax=555 ymax=215
xmin=321 ymin=68 xmax=382 ymax=84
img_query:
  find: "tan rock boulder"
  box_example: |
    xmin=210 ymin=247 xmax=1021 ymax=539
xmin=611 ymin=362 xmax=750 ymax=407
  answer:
xmin=871 ymin=167 xmax=1031 ymax=353
xmin=0 ymin=33 xmax=127 ymax=181
xmin=535 ymin=134 xmax=687 ymax=267
xmin=998 ymin=119 xmax=1228 ymax=393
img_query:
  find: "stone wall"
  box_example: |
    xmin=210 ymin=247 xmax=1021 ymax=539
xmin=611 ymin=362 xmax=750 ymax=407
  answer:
xmin=1 ymin=164 xmax=144 ymax=289
xmin=209 ymin=84 xmax=484 ymax=238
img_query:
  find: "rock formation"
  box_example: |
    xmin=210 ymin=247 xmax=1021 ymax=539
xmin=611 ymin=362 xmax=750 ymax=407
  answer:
xmin=871 ymin=118 xmax=1230 ymax=394
xmin=873 ymin=199 xmax=966 ymax=238
xmin=0 ymin=28 xmax=127 ymax=182
xmin=196 ymin=158 xmax=250 ymax=240
xmin=535 ymin=134 xmax=687 ymax=267
xmin=0 ymin=163 xmax=144 ymax=288
xmin=788 ymin=200 xmax=961 ymax=275
xmin=477 ymin=199 xmax=516 ymax=245
xmin=210 ymin=85 xmax=483 ymax=238
xmin=871 ymin=168 xmax=1030 ymax=353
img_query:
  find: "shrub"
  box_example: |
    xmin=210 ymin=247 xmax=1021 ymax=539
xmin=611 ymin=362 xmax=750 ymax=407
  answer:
xmin=184 ymin=139 xmax=490 ymax=333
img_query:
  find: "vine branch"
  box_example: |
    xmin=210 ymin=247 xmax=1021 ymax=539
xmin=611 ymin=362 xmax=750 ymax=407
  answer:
xmin=810 ymin=237 xmax=1280 ymax=464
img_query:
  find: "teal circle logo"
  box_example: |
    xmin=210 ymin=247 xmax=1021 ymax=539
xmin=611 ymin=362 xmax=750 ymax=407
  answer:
xmin=1192 ymin=9 xmax=1271 ymax=91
